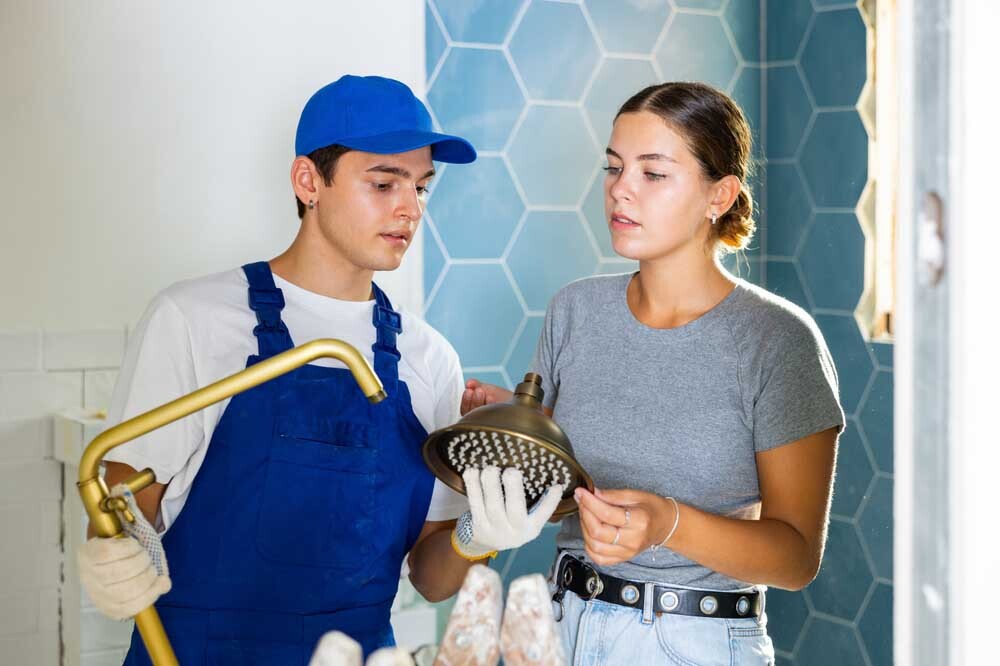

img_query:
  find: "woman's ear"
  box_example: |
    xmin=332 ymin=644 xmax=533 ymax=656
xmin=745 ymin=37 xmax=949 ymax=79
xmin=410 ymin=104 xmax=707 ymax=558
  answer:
xmin=709 ymin=175 xmax=742 ymax=217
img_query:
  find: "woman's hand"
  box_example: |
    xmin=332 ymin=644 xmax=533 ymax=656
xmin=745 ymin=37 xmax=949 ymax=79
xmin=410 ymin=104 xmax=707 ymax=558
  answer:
xmin=574 ymin=487 xmax=678 ymax=566
xmin=460 ymin=379 xmax=513 ymax=415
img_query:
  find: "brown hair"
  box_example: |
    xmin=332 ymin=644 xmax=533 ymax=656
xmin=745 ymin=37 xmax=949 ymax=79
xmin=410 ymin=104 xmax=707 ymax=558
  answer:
xmin=295 ymin=144 xmax=352 ymax=219
xmin=615 ymin=82 xmax=756 ymax=253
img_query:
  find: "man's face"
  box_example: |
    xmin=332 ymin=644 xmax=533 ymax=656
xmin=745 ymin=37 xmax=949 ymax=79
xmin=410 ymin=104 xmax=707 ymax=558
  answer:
xmin=313 ymin=147 xmax=435 ymax=272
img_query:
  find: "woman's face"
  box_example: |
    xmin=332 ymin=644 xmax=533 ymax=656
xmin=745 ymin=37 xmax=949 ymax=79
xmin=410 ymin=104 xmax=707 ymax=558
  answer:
xmin=603 ymin=111 xmax=715 ymax=262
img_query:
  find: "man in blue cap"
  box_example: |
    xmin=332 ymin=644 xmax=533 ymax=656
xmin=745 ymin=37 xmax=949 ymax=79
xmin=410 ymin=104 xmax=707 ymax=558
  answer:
xmin=76 ymin=75 xmax=564 ymax=664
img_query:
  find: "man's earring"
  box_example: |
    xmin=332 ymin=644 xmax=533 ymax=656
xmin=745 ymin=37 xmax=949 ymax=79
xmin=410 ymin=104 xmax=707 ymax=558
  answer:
xmin=308 ymin=200 xmax=315 ymax=210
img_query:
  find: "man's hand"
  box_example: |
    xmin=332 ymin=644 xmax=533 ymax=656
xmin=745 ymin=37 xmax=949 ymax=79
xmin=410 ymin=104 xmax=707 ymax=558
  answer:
xmin=460 ymin=379 xmax=513 ymax=415
xmin=78 ymin=535 xmax=171 ymax=620
xmin=452 ymin=466 xmax=563 ymax=560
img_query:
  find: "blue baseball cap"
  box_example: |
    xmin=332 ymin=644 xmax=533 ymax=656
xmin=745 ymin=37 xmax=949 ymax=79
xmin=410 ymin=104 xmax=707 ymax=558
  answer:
xmin=295 ymin=75 xmax=476 ymax=164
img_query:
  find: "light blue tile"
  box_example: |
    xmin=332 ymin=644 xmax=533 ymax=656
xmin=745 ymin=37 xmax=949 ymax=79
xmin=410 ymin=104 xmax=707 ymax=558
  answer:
xmin=509 ymin=1 xmax=600 ymax=101
xmin=766 ymin=260 xmax=810 ymax=311
xmin=831 ymin=419 xmax=875 ymax=519
xmin=764 ymin=164 xmax=811 ymax=257
xmin=423 ymin=220 xmax=447 ymax=300
xmin=584 ymin=58 xmax=659 ymax=144
xmin=655 ymin=14 xmax=739 ymax=90
xmin=428 ymin=47 xmax=525 ymax=152
xmin=766 ymin=65 xmax=813 ymax=160
xmin=765 ymin=588 xmax=809 ymax=654
xmin=499 ymin=523 xmax=560 ymax=584
xmin=674 ymin=0 xmax=724 ymax=9
xmin=595 ymin=260 xmax=638 ymax=276
xmin=505 ymin=315 xmax=544 ymax=382
xmin=859 ymin=477 xmax=893 ymax=579
xmin=796 ymin=619 xmax=867 ymax=666
xmin=767 ymin=0 xmax=814 ymax=61
xmin=802 ymin=8 xmax=867 ymax=107
xmin=724 ymin=0 xmax=762 ymax=63
xmin=508 ymin=105 xmax=597 ymax=206
xmin=427 ymin=157 xmax=524 ymax=258
xmin=814 ymin=314 xmax=875 ymax=415
xmin=426 ymin=2 xmax=448 ymax=78
xmin=731 ymin=66 xmax=764 ymax=154
xmin=463 ymin=369 xmax=510 ymax=391
xmin=432 ymin=0 xmax=522 ymax=44
xmin=582 ymin=169 xmax=616 ymax=258
xmin=425 ymin=264 xmax=524 ymax=366
xmin=800 ymin=110 xmax=868 ymax=209
xmin=723 ymin=248 xmax=762 ymax=284
xmin=584 ymin=0 xmax=673 ymax=53
xmin=799 ymin=212 xmax=865 ymax=311
xmin=870 ymin=341 xmax=892 ymax=368
xmin=859 ymin=583 xmax=893 ymax=666
xmin=859 ymin=370 xmax=893 ymax=473
xmin=507 ymin=211 xmax=599 ymax=311
xmin=809 ymin=520 xmax=874 ymax=619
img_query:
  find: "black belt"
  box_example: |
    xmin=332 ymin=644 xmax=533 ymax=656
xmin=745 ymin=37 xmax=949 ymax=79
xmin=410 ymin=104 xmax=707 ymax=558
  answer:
xmin=553 ymin=554 xmax=762 ymax=620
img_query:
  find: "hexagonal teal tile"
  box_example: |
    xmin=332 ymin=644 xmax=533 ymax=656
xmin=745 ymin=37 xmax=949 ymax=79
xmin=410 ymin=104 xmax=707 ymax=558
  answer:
xmin=796 ymin=619 xmax=868 ymax=666
xmin=858 ymin=583 xmax=893 ymax=666
xmin=723 ymin=247 xmax=762 ymax=284
xmin=674 ymin=0 xmax=724 ymax=9
xmin=764 ymin=164 xmax=812 ymax=257
xmin=724 ymin=0 xmax=762 ymax=63
xmin=871 ymin=342 xmax=892 ymax=368
xmin=505 ymin=315 xmax=544 ymax=382
xmin=801 ymin=8 xmax=867 ymax=107
xmin=799 ymin=212 xmax=865 ymax=311
xmin=766 ymin=66 xmax=813 ymax=160
xmin=765 ymin=260 xmax=810 ymax=311
xmin=655 ymin=14 xmax=739 ymax=90
xmin=432 ymin=0 xmax=522 ymax=44
xmin=859 ymin=476 xmax=893 ymax=579
xmin=831 ymin=420 xmax=875 ymax=519
xmin=508 ymin=105 xmax=597 ymax=206
xmin=767 ymin=0 xmax=814 ymax=61
xmin=507 ymin=212 xmax=599 ymax=311
xmin=800 ymin=111 xmax=868 ymax=209
xmin=422 ymin=222 xmax=447 ymax=300
xmin=427 ymin=157 xmax=524 ymax=258
xmin=731 ymin=66 xmax=763 ymax=150
xmin=509 ymin=1 xmax=600 ymax=101
xmin=859 ymin=370 xmax=893 ymax=473
xmin=426 ymin=2 xmax=448 ymax=77
xmin=808 ymin=519 xmax=874 ymax=619
xmin=498 ymin=523 xmax=560 ymax=584
xmin=584 ymin=58 xmax=659 ymax=144
xmin=584 ymin=0 xmax=672 ymax=53
xmin=814 ymin=314 xmax=875 ymax=415
xmin=428 ymin=47 xmax=525 ymax=152
xmin=596 ymin=260 xmax=638 ymax=275
xmin=425 ymin=264 xmax=524 ymax=366
xmin=582 ymin=169 xmax=616 ymax=258
xmin=464 ymin=369 xmax=510 ymax=391
xmin=765 ymin=588 xmax=809 ymax=654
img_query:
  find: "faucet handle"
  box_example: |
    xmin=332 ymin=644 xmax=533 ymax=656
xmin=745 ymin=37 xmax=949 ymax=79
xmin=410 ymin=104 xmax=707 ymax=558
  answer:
xmin=101 ymin=496 xmax=136 ymax=524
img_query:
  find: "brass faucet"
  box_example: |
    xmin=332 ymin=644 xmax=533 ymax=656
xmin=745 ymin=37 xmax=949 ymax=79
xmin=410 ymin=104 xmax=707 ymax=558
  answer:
xmin=77 ymin=339 xmax=387 ymax=666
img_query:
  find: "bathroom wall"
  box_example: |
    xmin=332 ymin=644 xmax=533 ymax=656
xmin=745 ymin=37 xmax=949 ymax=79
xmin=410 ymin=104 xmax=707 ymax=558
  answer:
xmin=0 ymin=2 xmax=424 ymax=664
xmin=422 ymin=1 xmax=892 ymax=663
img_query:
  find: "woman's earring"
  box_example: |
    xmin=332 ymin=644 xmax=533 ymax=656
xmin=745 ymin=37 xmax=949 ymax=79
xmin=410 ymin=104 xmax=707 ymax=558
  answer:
xmin=308 ymin=200 xmax=315 ymax=210
xmin=711 ymin=213 xmax=718 ymax=225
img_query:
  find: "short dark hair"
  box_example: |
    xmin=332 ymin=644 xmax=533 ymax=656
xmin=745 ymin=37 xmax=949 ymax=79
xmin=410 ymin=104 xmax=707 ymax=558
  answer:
xmin=295 ymin=144 xmax=352 ymax=218
xmin=616 ymin=82 xmax=756 ymax=253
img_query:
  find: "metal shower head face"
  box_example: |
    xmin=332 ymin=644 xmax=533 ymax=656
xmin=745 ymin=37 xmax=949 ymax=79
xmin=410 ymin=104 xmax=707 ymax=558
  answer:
xmin=422 ymin=374 xmax=592 ymax=518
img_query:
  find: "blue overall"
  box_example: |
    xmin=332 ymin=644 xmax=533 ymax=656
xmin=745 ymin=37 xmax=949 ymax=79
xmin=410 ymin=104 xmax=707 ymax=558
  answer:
xmin=124 ymin=262 xmax=436 ymax=665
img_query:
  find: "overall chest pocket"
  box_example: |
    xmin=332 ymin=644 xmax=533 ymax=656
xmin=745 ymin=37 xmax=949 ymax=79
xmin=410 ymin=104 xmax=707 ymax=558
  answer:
xmin=256 ymin=415 xmax=378 ymax=570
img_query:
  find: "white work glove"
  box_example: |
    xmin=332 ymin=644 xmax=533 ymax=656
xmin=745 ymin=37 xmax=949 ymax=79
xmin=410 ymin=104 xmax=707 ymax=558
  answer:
xmin=77 ymin=536 xmax=171 ymax=620
xmin=309 ymin=631 xmax=414 ymax=666
xmin=452 ymin=466 xmax=564 ymax=560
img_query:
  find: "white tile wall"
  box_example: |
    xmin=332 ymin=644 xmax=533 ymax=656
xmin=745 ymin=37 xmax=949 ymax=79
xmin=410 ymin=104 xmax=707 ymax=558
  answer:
xmin=43 ymin=329 xmax=126 ymax=372
xmin=0 ymin=331 xmax=41 ymax=371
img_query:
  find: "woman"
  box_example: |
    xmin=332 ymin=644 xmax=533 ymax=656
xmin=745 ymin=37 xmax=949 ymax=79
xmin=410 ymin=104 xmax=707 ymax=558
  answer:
xmin=462 ymin=82 xmax=843 ymax=664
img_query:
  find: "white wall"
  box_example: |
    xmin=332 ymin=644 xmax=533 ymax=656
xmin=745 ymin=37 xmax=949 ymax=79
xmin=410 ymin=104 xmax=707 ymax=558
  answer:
xmin=0 ymin=2 xmax=424 ymax=664
xmin=1 ymin=0 xmax=425 ymax=331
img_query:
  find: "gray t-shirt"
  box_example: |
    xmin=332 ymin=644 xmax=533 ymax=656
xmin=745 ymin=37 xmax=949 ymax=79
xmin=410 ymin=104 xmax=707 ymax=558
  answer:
xmin=531 ymin=273 xmax=844 ymax=591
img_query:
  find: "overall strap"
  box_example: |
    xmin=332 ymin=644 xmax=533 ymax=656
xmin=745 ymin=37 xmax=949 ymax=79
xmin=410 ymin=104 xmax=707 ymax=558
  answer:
xmin=370 ymin=282 xmax=401 ymax=389
xmin=242 ymin=262 xmax=294 ymax=358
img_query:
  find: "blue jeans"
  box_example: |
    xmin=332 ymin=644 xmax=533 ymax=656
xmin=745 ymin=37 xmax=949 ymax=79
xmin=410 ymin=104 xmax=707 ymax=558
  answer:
xmin=549 ymin=579 xmax=775 ymax=665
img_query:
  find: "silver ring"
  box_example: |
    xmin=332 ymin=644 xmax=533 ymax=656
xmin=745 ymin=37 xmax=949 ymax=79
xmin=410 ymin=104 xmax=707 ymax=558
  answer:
xmin=624 ymin=509 xmax=631 ymax=526
xmin=611 ymin=527 xmax=621 ymax=546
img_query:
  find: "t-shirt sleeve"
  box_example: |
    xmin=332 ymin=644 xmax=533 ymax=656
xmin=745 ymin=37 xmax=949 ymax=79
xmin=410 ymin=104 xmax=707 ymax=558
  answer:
xmin=530 ymin=297 xmax=562 ymax=410
xmin=103 ymin=293 xmax=205 ymax=483
xmin=423 ymin=339 xmax=469 ymax=521
xmin=751 ymin=314 xmax=845 ymax=452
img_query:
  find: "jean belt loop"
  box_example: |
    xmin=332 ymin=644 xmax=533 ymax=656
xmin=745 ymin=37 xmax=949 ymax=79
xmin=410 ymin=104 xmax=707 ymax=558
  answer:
xmin=641 ymin=582 xmax=655 ymax=625
xmin=758 ymin=585 xmax=766 ymax=621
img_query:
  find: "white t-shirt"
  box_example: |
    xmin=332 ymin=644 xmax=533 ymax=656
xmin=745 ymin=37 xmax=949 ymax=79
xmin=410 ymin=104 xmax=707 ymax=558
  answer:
xmin=104 ymin=268 xmax=469 ymax=531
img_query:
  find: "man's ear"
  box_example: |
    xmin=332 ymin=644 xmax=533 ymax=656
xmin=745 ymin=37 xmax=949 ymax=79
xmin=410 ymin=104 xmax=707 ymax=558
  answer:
xmin=291 ymin=156 xmax=320 ymax=208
